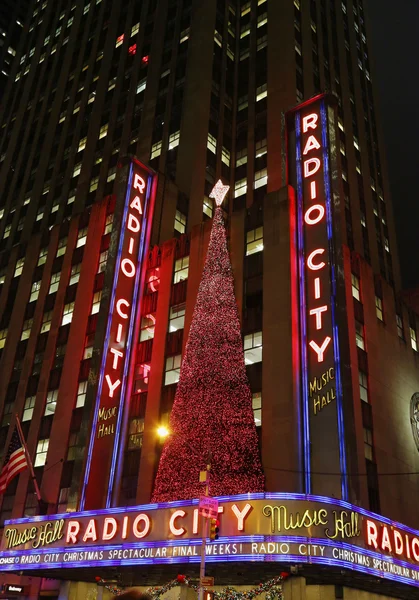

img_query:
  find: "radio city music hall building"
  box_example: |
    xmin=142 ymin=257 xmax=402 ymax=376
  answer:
xmin=0 ymin=1 xmax=419 ymax=599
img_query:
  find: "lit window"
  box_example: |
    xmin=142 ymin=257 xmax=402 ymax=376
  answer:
xmin=49 ymin=271 xmax=61 ymax=294
xmin=180 ymin=28 xmax=190 ymax=43
xmin=221 ymin=147 xmax=230 ymax=166
xmin=359 ymin=371 xmax=368 ymax=403
xmin=131 ymin=22 xmax=140 ymax=36
xmin=67 ymin=431 xmax=81 ymax=461
xmin=78 ymin=137 xmax=87 ymax=152
xmin=351 ymin=274 xmax=360 ymax=301
xmin=257 ymin=12 xmax=267 ymax=26
xmin=34 ymin=439 xmax=49 ymax=467
xmin=246 ymin=227 xmax=263 ymax=256
xmin=364 ymin=427 xmax=373 ymax=461
xmin=238 ymin=95 xmax=248 ymax=111
xmin=72 ymin=163 xmax=82 ymax=178
xmin=91 ymin=291 xmax=102 ymax=315
xmin=41 ymin=311 xmax=52 ymax=333
xmin=51 ymin=201 xmax=60 ymax=214
xmin=168 ymin=131 xmax=180 ymax=150
xmin=255 ymin=139 xmax=267 ymax=158
xmin=115 ymin=33 xmax=124 ymax=48
xmin=396 ymin=314 xmax=404 ymax=340
xmin=38 ymin=247 xmax=48 ymax=265
xmin=164 ymin=354 xmax=182 ymax=385
xmin=410 ymin=327 xmax=418 ymax=352
xmin=21 ymin=319 xmax=33 ymax=341
xmin=107 ymin=167 xmax=116 ymax=182
xmin=137 ymin=78 xmax=147 ymax=94
xmin=214 ymin=30 xmax=222 ymax=47
xmin=14 ymin=258 xmax=25 ymax=277
xmin=89 ymin=176 xmax=99 ymax=192
xmin=254 ymin=168 xmax=267 ymax=189
xmin=44 ymin=389 xmax=58 ymax=415
xmin=104 ymin=214 xmax=113 ymax=235
xmin=257 ymin=35 xmax=268 ymax=50
xmin=70 ymin=263 xmax=81 ymax=285
xmin=22 ymin=396 xmax=36 ymax=421
xmin=30 ymin=280 xmax=42 ymax=302
xmin=244 ymin=331 xmax=263 ymax=364
xmin=174 ymin=210 xmax=186 ymax=234
xmin=56 ymin=237 xmax=67 ymax=257
xmin=140 ymin=314 xmax=156 ymax=341
xmin=99 ymin=124 xmax=108 ymax=139
xmin=252 ymin=392 xmax=262 ymax=426
xmin=203 ymin=196 xmax=214 ymax=218
xmin=256 ymin=83 xmax=267 ymax=101
xmin=76 ymin=381 xmax=87 ymax=408
xmin=236 ymin=149 xmax=248 ymax=167
xmin=234 ymin=178 xmax=247 ymax=198
xmin=375 ymin=296 xmax=383 ymax=321
xmin=3 ymin=224 xmax=11 ymax=239
xmin=76 ymin=227 xmax=88 ymax=248
xmin=355 ymin=321 xmax=365 ymax=350
xmin=83 ymin=334 xmax=94 ymax=359
xmin=168 ymin=303 xmax=186 ymax=332
xmin=36 ymin=209 xmax=44 ymax=222
xmin=62 ymin=302 xmax=75 ymax=325
xmin=128 ymin=417 xmax=144 ymax=449
xmin=97 ymin=251 xmax=108 ymax=273
xmin=0 ymin=329 xmax=7 ymax=349
xmin=173 ymin=256 xmax=189 ymax=284
xmin=207 ymin=133 xmax=217 ymax=154
xmin=151 ymin=141 xmax=162 ymax=159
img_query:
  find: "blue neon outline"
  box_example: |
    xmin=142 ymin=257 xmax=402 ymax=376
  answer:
xmin=295 ymin=112 xmax=311 ymax=493
xmin=106 ymin=173 xmax=153 ymax=507
xmin=80 ymin=163 xmax=135 ymax=510
xmin=320 ymin=100 xmax=348 ymax=500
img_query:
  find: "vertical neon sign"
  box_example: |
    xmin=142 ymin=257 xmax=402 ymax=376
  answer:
xmin=81 ymin=159 xmax=157 ymax=511
xmin=291 ymin=95 xmax=347 ymax=499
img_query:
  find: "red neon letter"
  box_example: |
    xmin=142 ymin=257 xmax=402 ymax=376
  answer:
xmin=303 ymin=113 xmax=318 ymax=133
xmin=309 ymin=337 xmax=332 ymax=362
xmin=365 ymin=520 xmax=378 ymax=549
xmin=133 ymin=514 xmax=150 ymax=539
xmin=66 ymin=521 xmax=80 ymax=544
xmin=116 ymin=299 xmax=130 ymax=319
xmin=133 ymin=174 xmax=145 ymax=193
xmin=130 ymin=196 xmax=143 ymax=215
xmin=381 ymin=526 xmax=392 ymax=553
xmin=127 ymin=213 xmax=140 ymax=233
xmin=412 ymin=538 xmax=419 ymax=562
xmin=393 ymin=530 xmax=404 ymax=556
xmin=310 ymin=181 xmax=317 ymax=200
xmin=309 ymin=305 xmax=328 ymax=330
xmin=169 ymin=510 xmax=186 ymax=536
xmin=307 ymin=249 xmax=326 ymax=271
xmin=303 ymin=135 xmax=321 ymax=155
xmin=231 ymin=503 xmax=252 ymax=531
xmin=122 ymin=516 xmax=129 ymax=539
xmin=110 ymin=348 xmax=123 ymax=369
xmin=102 ymin=518 xmax=117 ymax=541
xmin=314 ymin=278 xmax=321 ymax=299
xmin=304 ymin=158 xmax=321 ymax=178
xmin=105 ymin=375 xmax=121 ymax=398
xmin=121 ymin=258 xmax=136 ymax=278
xmin=83 ymin=519 xmax=98 ymax=542
xmin=304 ymin=204 xmax=325 ymax=226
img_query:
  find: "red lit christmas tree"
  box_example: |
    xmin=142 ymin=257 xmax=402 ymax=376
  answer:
xmin=152 ymin=183 xmax=264 ymax=502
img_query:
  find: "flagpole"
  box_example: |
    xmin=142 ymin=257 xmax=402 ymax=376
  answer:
xmin=15 ymin=415 xmax=42 ymax=503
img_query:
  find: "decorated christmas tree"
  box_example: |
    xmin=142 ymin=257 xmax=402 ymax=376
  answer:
xmin=152 ymin=182 xmax=264 ymax=502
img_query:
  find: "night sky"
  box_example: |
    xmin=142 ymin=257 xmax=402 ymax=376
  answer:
xmin=366 ymin=0 xmax=419 ymax=289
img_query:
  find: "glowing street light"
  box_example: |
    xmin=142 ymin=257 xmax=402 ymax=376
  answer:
xmin=157 ymin=425 xmax=170 ymax=440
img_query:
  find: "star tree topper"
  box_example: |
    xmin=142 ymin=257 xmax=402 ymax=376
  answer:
xmin=209 ymin=179 xmax=230 ymax=207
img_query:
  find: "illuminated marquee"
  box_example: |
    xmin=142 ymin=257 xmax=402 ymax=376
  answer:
xmin=288 ymin=95 xmax=347 ymax=498
xmin=2 ymin=494 xmax=419 ymax=590
xmin=81 ymin=159 xmax=157 ymax=511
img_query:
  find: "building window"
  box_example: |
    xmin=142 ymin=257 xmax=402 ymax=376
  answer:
xmin=0 ymin=329 xmax=7 ymax=349
xmin=207 ymin=133 xmax=217 ymax=154
xmin=355 ymin=321 xmax=365 ymax=350
xmin=77 ymin=137 xmax=87 ymax=152
xmin=254 ymin=168 xmax=268 ymax=189
xmin=22 ymin=396 xmax=36 ymax=421
xmin=72 ymin=163 xmax=82 ymax=178
xmin=76 ymin=381 xmax=87 ymax=408
xmin=252 ymin=392 xmax=262 ymax=427
xmin=67 ymin=431 xmax=80 ymax=460
xmin=164 ymin=354 xmax=182 ymax=385
xmin=246 ymin=227 xmax=263 ymax=256
xmin=70 ymin=263 xmax=81 ymax=285
xmin=203 ymin=197 xmax=214 ymax=218
xmin=150 ymin=141 xmax=162 ymax=159
xmin=57 ymin=487 xmax=70 ymax=512
xmin=83 ymin=333 xmax=94 ymax=359
xmin=91 ymin=291 xmax=102 ymax=314
xmin=174 ymin=210 xmax=186 ymax=234
xmin=49 ymin=271 xmax=61 ymax=294
xmin=173 ymin=257 xmax=189 ymax=284
xmin=168 ymin=131 xmax=180 ymax=150
xmin=21 ymin=319 xmax=33 ymax=340
xmin=44 ymin=389 xmax=58 ymax=415
xmin=244 ymin=331 xmax=263 ymax=364
xmin=97 ymin=251 xmax=108 ymax=273
xmin=396 ymin=314 xmax=404 ymax=339
xmin=256 ymin=83 xmax=267 ymax=101
xmin=168 ymin=303 xmax=186 ymax=332
xmin=99 ymin=124 xmax=108 ymax=139
xmin=375 ymin=296 xmax=383 ymax=321
xmin=30 ymin=280 xmax=42 ymax=302
xmin=14 ymin=258 xmax=25 ymax=277
xmin=2 ymin=403 xmax=13 ymax=427
xmin=56 ymin=237 xmax=67 ymax=257
xmin=62 ymin=302 xmax=75 ymax=325
xmin=34 ymin=439 xmax=49 ymax=467
xmin=364 ymin=427 xmax=373 ymax=461
xmin=41 ymin=311 xmax=52 ymax=333
xmin=410 ymin=327 xmax=418 ymax=352
xmin=76 ymin=228 xmax=88 ymax=247
xmin=359 ymin=371 xmax=369 ymax=403
xmin=128 ymin=417 xmax=144 ymax=450
xmin=236 ymin=149 xmax=248 ymax=167
xmin=104 ymin=214 xmax=113 ymax=235
xmin=221 ymin=147 xmax=230 ymax=166
xmin=234 ymin=178 xmax=247 ymax=198
xmin=351 ymin=274 xmax=360 ymax=301
xmin=140 ymin=314 xmax=156 ymax=342
xmin=255 ymin=139 xmax=267 ymax=158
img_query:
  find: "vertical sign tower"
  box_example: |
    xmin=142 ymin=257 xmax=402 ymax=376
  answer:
xmin=81 ymin=158 xmax=157 ymax=510
xmin=287 ymin=94 xmax=347 ymax=499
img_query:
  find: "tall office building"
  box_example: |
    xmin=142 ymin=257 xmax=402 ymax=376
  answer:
xmin=0 ymin=1 xmax=418 ymax=599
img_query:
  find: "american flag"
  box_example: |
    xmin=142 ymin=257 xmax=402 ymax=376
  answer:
xmin=0 ymin=427 xmax=28 ymax=494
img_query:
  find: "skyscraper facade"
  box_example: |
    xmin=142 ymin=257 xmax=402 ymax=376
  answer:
xmin=0 ymin=1 xmax=418 ymax=599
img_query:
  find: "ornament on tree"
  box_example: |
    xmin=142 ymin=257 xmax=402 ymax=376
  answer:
xmin=152 ymin=197 xmax=264 ymax=502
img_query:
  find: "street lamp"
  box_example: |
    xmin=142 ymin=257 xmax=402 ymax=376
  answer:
xmin=156 ymin=425 xmax=170 ymax=440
